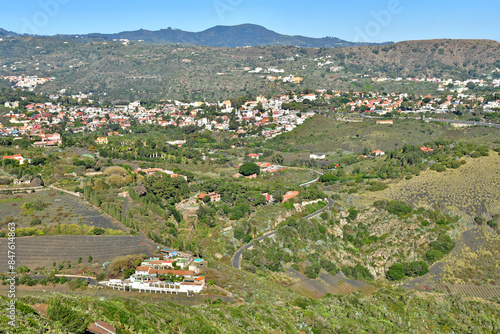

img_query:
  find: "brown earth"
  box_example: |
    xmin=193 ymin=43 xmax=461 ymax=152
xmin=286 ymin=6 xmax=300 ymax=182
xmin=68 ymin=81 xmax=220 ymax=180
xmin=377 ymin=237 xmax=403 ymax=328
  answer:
xmin=0 ymin=235 xmax=157 ymax=272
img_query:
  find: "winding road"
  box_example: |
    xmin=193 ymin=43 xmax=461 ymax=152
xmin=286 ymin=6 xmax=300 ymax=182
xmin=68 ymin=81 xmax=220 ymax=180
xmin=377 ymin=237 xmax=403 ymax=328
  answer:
xmin=299 ymin=169 xmax=324 ymax=187
xmin=231 ymin=197 xmax=334 ymax=269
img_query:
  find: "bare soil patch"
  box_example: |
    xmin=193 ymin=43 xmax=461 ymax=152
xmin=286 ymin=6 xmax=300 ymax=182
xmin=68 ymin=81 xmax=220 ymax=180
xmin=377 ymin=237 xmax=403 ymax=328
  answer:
xmin=0 ymin=235 xmax=157 ymax=272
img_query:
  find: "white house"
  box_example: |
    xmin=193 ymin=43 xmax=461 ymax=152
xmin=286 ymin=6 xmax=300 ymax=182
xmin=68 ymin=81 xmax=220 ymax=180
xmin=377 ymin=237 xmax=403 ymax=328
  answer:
xmin=310 ymin=154 xmax=326 ymax=160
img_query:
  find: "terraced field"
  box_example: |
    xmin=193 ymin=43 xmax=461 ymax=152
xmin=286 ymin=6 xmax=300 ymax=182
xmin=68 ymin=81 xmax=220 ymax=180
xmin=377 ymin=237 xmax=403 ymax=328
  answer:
xmin=282 ymin=269 xmax=377 ymax=298
xmin=367 ymin=153 xmax=500 ymax=218
xmin=434 ymin=284 xmax=500 ymax=300
xmin=0 ymin=190 xmax=126 ymax=231
xmin=0 ymin=235 xmax=157 ymax=272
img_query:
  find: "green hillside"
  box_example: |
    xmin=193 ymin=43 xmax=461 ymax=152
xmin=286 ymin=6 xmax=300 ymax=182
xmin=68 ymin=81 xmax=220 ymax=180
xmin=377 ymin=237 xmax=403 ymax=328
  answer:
xmin=267 ymin=114 xmax=500 ymax=154
xmin=1 ymin=288 xmax=498 ymax=333
xmin=0 ymin=37 xmax=498 ymax=101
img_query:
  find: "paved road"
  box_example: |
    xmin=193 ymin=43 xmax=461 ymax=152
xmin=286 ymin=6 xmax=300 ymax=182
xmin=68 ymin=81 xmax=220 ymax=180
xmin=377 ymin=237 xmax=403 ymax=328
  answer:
xmin=231 ymin=197 xmax=334 ymax=269
xmin=299 ymin=169 xmax=324 ymax=187
xmin=304 ymin=197 xmax=335 ymax=219
xmin=231 ymin=230 xmax=278 ymax=270
xmin=300 ymin=176 xmax=320 ymax=187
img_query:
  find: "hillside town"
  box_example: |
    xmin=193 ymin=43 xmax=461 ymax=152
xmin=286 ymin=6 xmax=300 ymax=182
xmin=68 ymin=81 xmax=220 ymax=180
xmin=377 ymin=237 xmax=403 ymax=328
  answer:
xmin=1 ymin=87 xmax=499 ymax=143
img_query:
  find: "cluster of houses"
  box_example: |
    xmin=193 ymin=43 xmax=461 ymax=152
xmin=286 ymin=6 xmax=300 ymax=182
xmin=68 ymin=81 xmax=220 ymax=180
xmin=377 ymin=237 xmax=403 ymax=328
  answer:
xmin=0 ymin=85 xmax=498 ymax=141
xmin=33 ymin=132 xmax=62 ymax=147
xmin=341 ymin=90 xmax=498 ymax=114
xmin=3 ymin=75 xmax=53 ymax=90
xmin=0 ymin=94 xmax=316 ymax=139
xmin=100 ymin=249 xmax=207 ymax=295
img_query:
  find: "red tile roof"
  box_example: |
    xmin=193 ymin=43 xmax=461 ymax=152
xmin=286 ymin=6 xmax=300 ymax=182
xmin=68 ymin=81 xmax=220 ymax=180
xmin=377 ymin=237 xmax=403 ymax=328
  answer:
xmin=87 ymin=320 xmax=116 ymax=334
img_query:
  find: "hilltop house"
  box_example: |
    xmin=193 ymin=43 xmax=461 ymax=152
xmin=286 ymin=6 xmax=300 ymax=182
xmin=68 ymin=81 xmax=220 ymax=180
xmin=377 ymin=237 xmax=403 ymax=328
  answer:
xmin=373 ymin=150 xmax=385 ymax=157
xmin=282 ymin=191 xmax=299 ymax=203
xmin=198 ymin=192 xmax=221 ymax=202
xmin=420 ymin=146 xmax=434 ymax=152
xmin=33 ymin=132 xmax=62 ymax=147
xmin=95 ymin=137 xmax=108 ymax=145
xmin=310 ymin=153 xmax=326 ymax=160
xmin=247 ymin=153 xmax=260 ymax=159
xmin=87 ymin=320 xmax=116 ymax=334
xmin=376 ymin=119 xmax=393 ymax=125
xmin=3 ymin=154 xmax=28 ymax=165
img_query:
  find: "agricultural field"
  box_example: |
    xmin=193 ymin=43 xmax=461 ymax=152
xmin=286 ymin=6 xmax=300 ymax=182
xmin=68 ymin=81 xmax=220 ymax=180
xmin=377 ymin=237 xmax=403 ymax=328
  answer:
xmin=368 ymin=153 xmax=500 ymax=218
xmin=434 ymin=284 xmax=500 ymax=301
xmin=271 ymin=269 xmax=377 ymax=299
xmin=0 ymin=190 xmax=126 ymax=231
xmin=0 ymin=235 xmax=157 ymax=272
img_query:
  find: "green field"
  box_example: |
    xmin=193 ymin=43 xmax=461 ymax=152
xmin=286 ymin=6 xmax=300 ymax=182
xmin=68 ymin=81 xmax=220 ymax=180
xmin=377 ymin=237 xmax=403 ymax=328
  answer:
xmin=267 ymin=115 xmax=500 ymax=154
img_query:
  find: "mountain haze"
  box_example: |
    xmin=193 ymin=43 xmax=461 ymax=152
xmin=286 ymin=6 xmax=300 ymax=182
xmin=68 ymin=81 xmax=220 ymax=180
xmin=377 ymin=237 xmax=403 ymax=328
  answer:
xmin=0 ymin=28 xmax=19 ymax=37
xmin=56 ymin=24 xmax=391 ymax=47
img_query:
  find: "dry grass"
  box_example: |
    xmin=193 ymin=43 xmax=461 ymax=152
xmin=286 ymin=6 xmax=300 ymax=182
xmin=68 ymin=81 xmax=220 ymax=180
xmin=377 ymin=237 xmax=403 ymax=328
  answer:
xmin=439 ymin=226 xmax=500 ymax=285
xmin=410 ymin=226 xmax=499 ymax=290
xmin=363 ymin=153 xmax=500 ymax=218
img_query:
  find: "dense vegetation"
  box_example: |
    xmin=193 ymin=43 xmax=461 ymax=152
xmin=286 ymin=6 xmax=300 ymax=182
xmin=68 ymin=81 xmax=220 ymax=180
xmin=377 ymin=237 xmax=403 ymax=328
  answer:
xmin=1 ymin=288 xmax=498 ymax=333
xmin=0 ymin=37 xmax=498 ymax=101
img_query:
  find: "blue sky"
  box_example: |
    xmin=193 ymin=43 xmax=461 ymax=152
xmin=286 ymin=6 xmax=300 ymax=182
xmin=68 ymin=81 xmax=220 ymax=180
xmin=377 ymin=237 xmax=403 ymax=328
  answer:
xmin=1 ymin=0 xmax=499 ymax=42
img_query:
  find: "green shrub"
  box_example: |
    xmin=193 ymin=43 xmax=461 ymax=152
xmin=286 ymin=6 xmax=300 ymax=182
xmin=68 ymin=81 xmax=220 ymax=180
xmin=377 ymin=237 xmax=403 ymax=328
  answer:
xmin=425 ymin=249 xmax=444 ymax=262
xmin=30 ymin=218 xmax=42 ymax=226
xmin=304 ymin=263 xmax=320 ymax=279
xmin=92 ymin=227 xmax=105 ymax=235
xmin=347 ymin=208 xmax=358 ymax=221
xmin=320 ymin=259 xmax=339 ymax=274
xmin=239 ymin=162 xmax=260 ymax=176
xmin=386 ymin=200 xmax=413 ymax=216
xmin=476 ymin=145 xmax=489 ymax=156
xmin=368 ymin=182 xmax=388 ymax=191
xmin=474 ymin=216 xmax=486 ymax=225
xmin=470 ymin=151 xmax=482 ymax=158
xmin=404 ymin=261 xmax=429 ymax=277
xmin=47 ymin=299 xmax=88 ymax=333
xmin=233 ymin=226 xmax=245 ymax=240
xmin=429 ymin=234 xmax=455 ymax=254
xmin=319 ymin=174 xmax=339 ymax=184
xmin=230 ymin=209 xmax=244 ymax=220
xmin=487 ymin=220 xmax=498 ymax=229
xmin=386 ymin=263 xmax=405 ymax=281
xmin=343 ymin=264 xmax=373 ymax=280
xmin=292 ymin=297 xmax=312 ymax=309
xmin=15 ymin=301 xmax=36 ymax=315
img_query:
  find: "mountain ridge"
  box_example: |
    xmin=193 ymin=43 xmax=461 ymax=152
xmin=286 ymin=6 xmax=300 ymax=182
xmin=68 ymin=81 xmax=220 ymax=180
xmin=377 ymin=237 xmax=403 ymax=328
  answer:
xmin=0 ymin=28 xmax=19 ymax=37
xmin=1 ymin=23 xmax=392 ymax=47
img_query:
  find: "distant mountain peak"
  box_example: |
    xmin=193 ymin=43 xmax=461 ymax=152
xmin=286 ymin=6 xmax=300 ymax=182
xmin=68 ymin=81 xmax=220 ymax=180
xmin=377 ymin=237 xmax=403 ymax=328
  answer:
xmin=0 ymin=28 xmax=19 ymax=37
xmin=50 ymin=24 xmax=391 ymax=47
